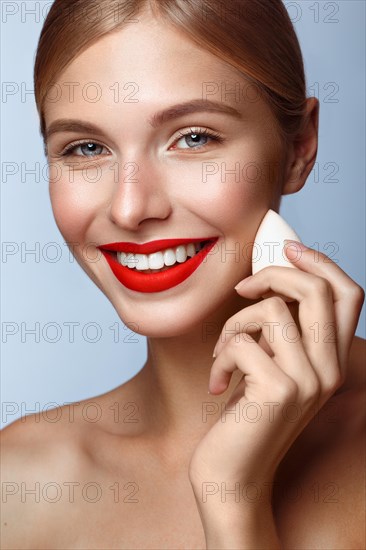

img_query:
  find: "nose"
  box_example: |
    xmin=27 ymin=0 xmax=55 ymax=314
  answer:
xmin=107 ymin=159 xmax=172 ymax=231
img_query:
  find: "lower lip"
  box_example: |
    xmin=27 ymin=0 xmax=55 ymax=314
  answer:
xmin=99 ymin=239 xmax=218 ymax=293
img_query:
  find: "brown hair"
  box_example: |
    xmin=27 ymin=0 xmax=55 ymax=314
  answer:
xmin=34 ymin=0 xmax=307 ymax=147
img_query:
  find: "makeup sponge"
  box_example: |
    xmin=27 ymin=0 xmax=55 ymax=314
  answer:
xmin=252 ymin=209 xmax=302 ymax=275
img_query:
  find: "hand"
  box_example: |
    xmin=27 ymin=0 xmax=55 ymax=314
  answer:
xmin=188 ymin=241 xmax=364 ymax=511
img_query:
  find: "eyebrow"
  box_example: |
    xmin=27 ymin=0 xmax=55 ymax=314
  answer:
xmin=45 ymin=99 xmax=243 ymax=140
xmin=149 ymin=99 xmax=242 ymax=128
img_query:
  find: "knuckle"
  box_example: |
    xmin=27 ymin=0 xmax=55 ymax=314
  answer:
xmin=226 ymin=335 xmax=243 ymax=352
xmin=323 ymin=371 xmax=343 ymax=396
xmin=302 ymin=376 xmax=321 ymax=404
xmin=261 ymin=296 xmax=288 ymax=317
xmin=227 ymin=333 xmax=252 ymax=351
xmin=309 ymin=276 xmax=332 ymax=299
xmin=273 ymin=376 xmax=298 ymax=401
xmin=347 ymin=283 xmax=365 ymax=307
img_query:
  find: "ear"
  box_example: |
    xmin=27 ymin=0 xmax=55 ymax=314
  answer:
xmin=281 ymin=97 xmax=319 ymax=195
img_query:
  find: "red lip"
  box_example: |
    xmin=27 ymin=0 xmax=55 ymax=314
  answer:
xmin=97 ymin=237 xmax=216 ymax=256
xmin=98 ymin=237 xmax=219 ymax=293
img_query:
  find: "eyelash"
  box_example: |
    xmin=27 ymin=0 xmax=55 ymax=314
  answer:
xmin=57 ymin=127 xmax=225 ymax=158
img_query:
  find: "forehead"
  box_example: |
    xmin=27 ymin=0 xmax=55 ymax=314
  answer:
xmin=44 ymin=15 xmax=258 ymax=122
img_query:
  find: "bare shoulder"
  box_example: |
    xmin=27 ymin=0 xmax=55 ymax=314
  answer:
xmin=329 ymin=333 xmax=366 ymax=426
xmin=0 ymin=398 xmax=102 ymax=549
xmin=0 ymin=378 xmax=140 ymax=549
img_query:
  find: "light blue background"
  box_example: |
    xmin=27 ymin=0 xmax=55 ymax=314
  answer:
xmin=1 ymin=1 xmax=365 ymax=428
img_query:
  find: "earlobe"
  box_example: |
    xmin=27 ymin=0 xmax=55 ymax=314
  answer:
xmin=281 ymin=159 xmax=307 ymax=195
xmin=281 ymin=97 xmax=319 ymax=196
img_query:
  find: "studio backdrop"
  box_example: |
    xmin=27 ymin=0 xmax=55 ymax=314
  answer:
xmin=1 ymin=0 xmax=365 ymax=428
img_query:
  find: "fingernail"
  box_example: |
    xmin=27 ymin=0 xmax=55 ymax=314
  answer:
xmin=234 ymin=275 xmax=253 ymax=290
xmin=212 ymin=349 xmax=217 ymax=358
xmin=283 ymin=240 xmax=307 ymax=261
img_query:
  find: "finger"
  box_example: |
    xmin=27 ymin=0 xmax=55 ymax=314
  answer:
xmin=237 ymin=236 xmax=365 ymax=377
xmin=233 ymin=266 xmax=340 ymax=392
xmin=212 ymin=297 xmax=318 ymax=397
xmin=283 ymin=241 xmax=365 ymax=370
xmin=209 ymin=333 xmax=296 ymax=400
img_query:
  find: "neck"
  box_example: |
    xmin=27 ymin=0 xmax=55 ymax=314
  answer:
xmin=128 ymin=293 xmax=256 ymax=454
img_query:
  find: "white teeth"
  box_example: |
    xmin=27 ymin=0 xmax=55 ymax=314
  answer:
xmin=135 ymin=254 xmax=149 ymax=271
xmin=176 ymin=245 xmax=187 ymax=263
xmin=164 ymin=248 xmax=176 ymax=266
xmin=119 ymin=252 xmax=137 ymax=268
xmin=116 ymin=241 xmax=207 ymax=271
xmin=187 ymin=243 xmax=196 ymax=257
xmin=148 ymin=251 xmax=164 ymax=270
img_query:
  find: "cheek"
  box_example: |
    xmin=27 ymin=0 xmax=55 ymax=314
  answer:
xmin=48 ymin=165 xmax=111 ymax=242
xmin=173 ymin=144 xmax=282 ymax=229
xmin=49 ymin=181 xmax=89 ymax=242
xmin=223 ymin=139 xmax=285 ymax=214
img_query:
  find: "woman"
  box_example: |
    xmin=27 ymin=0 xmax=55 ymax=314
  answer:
xmin=2 ymin=0 xmax=365 ymax=548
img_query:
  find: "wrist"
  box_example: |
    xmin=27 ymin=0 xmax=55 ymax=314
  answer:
xmin=202 ymin=506 xmax=281 ymax=550
xmin=190 ymin=476 xmax=274 ymax=514
xmin=190 ymin=482 xmax=280 ymax=549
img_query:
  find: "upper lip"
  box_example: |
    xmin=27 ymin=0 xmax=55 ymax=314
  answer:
xmin=97 ymin=237 xmax=218 ymax=255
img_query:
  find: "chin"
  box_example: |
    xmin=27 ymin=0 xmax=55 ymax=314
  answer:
xmin=110 ymin=297 xmax=219 ymax=339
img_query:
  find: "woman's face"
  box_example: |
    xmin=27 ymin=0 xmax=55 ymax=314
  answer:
xmin=44 ymin=13 xmax=287 ymax=337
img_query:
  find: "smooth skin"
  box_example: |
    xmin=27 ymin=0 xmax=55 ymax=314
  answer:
xmin=2 ymin=7 xmax=365 ymax=549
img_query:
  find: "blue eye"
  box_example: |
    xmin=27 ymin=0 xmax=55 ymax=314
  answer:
xmin=172 ymin=127 xmax=224 ymax=150
xmin=58 ymin=127 xmax=224 ymax=158
xmin=61 ymin=141 xmax=108 ymax=158
xmin=78 ymin=143 xmax=105 ymax=156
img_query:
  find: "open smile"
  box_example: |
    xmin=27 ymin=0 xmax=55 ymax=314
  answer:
xmin=97 ymin=237 xmax=218 ymax=293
